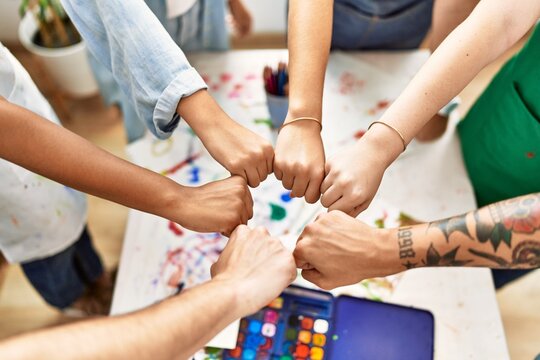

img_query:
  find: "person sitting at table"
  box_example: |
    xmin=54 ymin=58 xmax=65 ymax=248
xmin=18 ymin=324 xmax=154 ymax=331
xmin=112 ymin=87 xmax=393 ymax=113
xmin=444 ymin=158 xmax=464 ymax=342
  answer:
xmin=293 ymin=192 xmax=540 ymax=290
xmin=318 ymin=0 xmax=540 ymax=287
xmin=272 ymin=0 xmax=477 ymax=204
xmin=63 ymin=0 xmax=272 ymax=188
xmin=0 ymin=44 xmax=253 ymax=316
xmin=87 ymin=0 xmax=253 ymax=143
xmin=0 ymin=225 xmax=296 ymax=360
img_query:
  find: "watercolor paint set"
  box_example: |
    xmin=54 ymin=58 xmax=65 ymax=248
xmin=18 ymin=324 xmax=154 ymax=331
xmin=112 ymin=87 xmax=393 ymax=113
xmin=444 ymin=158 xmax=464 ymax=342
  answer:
xmin=212 ymin=285 xmax=434 ymax=360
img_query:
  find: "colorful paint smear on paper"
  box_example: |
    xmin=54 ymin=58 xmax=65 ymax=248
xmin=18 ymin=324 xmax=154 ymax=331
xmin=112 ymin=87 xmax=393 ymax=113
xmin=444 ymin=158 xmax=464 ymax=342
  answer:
xmin=367 ymin=99 xmax=391 ymax=115
xmin=339 ymin=72 xmax=365 ymax=95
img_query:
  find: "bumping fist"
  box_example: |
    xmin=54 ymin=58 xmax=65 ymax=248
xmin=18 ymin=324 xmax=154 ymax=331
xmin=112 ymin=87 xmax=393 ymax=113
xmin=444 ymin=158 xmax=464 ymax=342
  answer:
xmin=293 ymin=211 xmax=396 ymax=290
xmin=202 ymin=121 xmax=274 ymax=188
xmin=320 ymin=140 xmax=385 ymax=217
xmin=176 ymin=176 xmax=253 ymax=236
xmin=274 ymin=121 xmax=325 ymax=203
xmin=211 ymin=225 xmax=297 ymax=315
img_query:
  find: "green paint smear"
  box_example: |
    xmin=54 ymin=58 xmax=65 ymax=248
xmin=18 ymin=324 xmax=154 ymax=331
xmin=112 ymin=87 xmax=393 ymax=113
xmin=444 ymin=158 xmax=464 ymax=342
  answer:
xmin=270 ymin=203 xmax=287 ymax=221
xmin=254 ymin=118 xmax=273 ymax=127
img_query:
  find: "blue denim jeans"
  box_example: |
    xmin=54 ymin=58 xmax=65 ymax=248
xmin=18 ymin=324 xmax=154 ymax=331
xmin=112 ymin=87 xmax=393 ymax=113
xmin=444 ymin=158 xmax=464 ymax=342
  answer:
xmin=332 ymin=0 xmax=434 ymax=50
xmin=21 ymin=227 xmax=104 ymax=309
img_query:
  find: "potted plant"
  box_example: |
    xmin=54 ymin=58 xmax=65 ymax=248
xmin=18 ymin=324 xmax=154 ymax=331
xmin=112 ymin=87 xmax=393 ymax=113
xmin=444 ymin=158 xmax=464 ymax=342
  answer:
xmin=18 ymin=0 xmax=98 ymax=97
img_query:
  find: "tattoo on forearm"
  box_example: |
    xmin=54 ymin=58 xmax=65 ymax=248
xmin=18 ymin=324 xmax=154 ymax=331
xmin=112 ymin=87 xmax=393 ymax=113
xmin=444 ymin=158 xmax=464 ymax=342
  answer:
xmin=398 ymin=227 xmax=417 ymax=269
xmin=428 ymin=216 xmax=471 ymax=242
xmin=422 ymin=244 xmax=472 ymax=266
xmin=476 ymin=193 xmax=540 ymax=251
xmin=469 ymin=240 xmax=540 ymax=268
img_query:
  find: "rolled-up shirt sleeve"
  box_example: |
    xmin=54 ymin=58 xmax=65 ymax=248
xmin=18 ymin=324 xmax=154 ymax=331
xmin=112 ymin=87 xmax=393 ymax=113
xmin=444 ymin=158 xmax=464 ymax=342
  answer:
xmin=61 ymin=0 xmax=207 ymax=138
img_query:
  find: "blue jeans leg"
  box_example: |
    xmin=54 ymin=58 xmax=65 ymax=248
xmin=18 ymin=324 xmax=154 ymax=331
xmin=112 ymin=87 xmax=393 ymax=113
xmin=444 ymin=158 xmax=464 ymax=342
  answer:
xmin=332 ymin=0 xmax=434 ymax=50
xmin=21 ymin=226 xmax=104 ymax=309
xmin=491 ymin=269 xmax=535 ymax=290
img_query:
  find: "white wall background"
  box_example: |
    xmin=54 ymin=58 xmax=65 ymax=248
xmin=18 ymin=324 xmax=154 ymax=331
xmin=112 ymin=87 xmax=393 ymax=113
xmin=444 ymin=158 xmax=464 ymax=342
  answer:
xmin=0 ymin=0 xmax=22 ymax=43
xmin=0 ymin=0 xmax=287 ymax=43
xmin=242 ymin=0 xmax=287 ymax=33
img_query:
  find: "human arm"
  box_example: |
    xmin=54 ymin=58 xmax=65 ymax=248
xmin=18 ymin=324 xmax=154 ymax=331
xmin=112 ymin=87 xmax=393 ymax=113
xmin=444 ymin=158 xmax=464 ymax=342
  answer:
xmin=0 ymin=98 xmax=252 ymax=235
xmin=0 ymin=226 xmax=297 ymax=360
xmin=321 ymin=0 xmax=540 ymax=215
xmin=294 ymin=193 xmax=540 ymax=290
xmin=229 ymin=0 xmax=253 ymax=38
xmin=273 ymin=0 xmax=333 ymax=203
xmin=61 ymin=0 xmax=273 ymax=187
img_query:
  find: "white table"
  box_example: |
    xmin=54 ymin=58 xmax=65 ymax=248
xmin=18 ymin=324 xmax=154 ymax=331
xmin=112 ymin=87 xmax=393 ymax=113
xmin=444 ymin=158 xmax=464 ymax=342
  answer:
xmin=115 ymin=50 xmax=509 ymax=359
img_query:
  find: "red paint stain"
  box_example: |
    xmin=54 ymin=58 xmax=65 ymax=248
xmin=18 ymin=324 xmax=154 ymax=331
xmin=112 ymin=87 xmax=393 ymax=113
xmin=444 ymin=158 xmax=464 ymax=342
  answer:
xmin=338 ymin=72 xmax=365 ymax=95
xmin=354 ymin=130 xmax=366 ymax=140
xmin=526 ymin=152 xmax=535 ymax=159
xmin=245 ymin=73 xmax=257 ymax=80
xmin=367 ymin=99 xmax=392 ymax=115
xmin=211 ymin=84 xmax=220 ymax=92
xmin=161 ymin=153 xmax=201 ymax=176
xmin=10 ymin=215 xmax=19 ymax=227
xmin=168 ymin=221 xmax=184 ymax=236
xmin=234 ymin=83 xmax=243 ymax=90
xmin=220 ymin=73 xmax=232 ymax=83
xmin=377 ymin=100 xmax=390 ymax=109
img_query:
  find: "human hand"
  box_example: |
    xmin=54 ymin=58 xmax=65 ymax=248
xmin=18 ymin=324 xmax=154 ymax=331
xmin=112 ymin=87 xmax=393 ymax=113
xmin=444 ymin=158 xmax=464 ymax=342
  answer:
xmin=293 ymin=211 xmax=398 ymax=290
xmin=174 ymin=176 xmax=253 ymax=236
xmin=228 ymin=0 xmax=253 ymax=38
xmin=320 ymin=126 xmax=401 ymax=217
xmin=274 ymin=120 xmax=325 ymax=203
xmin=211 ymin=226 xmax=297 ymax=315
xmin=178 ymin=90 xmax=274 ymax=187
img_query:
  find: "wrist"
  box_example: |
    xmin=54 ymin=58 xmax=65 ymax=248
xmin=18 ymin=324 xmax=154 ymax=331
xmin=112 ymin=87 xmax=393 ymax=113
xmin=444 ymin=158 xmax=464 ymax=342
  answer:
xmin=378 ymin=228 xmax=405 ymax=275
xmin=393 ymin=225 xmax=426 ymax=272
xmin=211 ymin=275 xmax=251 ymax=318
xmin=160 ymin=181 xmax=190 ymax=224
xmin=358 ymin=124 xmax=404 ymax=167
xmin=287 ymin=100 xmax=322 ymax=121
xmin=177 ymin=89 xmax=227 ymax=130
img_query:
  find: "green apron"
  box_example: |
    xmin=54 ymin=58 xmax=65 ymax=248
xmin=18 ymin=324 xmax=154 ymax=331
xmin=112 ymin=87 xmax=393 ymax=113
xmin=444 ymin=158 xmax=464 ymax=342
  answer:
xmin=459 ymin=25 xmax=540 ymax=207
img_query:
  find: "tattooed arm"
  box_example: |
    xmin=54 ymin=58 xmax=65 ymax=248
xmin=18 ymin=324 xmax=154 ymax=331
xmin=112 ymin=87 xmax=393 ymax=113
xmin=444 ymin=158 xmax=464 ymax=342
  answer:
xmin=293 ymin=193 xmax=540 ymax=290
xmin=400 ymin=193 xmax=540 ymax=270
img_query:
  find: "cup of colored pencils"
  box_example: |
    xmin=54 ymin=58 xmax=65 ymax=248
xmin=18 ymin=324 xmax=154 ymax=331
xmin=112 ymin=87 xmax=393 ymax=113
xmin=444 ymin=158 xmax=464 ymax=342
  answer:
xmin=264 ymin=62 xmax=289 ymax=129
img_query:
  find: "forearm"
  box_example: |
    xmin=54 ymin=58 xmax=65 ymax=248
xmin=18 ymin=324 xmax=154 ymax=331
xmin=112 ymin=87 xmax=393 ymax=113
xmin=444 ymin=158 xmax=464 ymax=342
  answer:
xmin=394 ymin=193 xmax=540 ymax=271
xmin=0 ymin=279 xmax=242 ymax=360
xmin=379 ymin=0 xmax=540 ymax=148
xmin=0 ymin=99 xmax=184 ymax=223
xmin=430 ymin=0 xmax=479 ymax=52
xmin=287 ymin=0 xmax=333 ymax=119
xmin=61 ymin=0 xmax=207 ymax=139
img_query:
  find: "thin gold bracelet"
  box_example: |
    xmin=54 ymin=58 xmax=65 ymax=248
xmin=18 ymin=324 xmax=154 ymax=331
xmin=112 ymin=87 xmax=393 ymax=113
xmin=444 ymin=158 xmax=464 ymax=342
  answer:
xmin=368 ymin=121 xmax=407 ymax=152
xmin=279 ymin=117 xmax=322 ymax=133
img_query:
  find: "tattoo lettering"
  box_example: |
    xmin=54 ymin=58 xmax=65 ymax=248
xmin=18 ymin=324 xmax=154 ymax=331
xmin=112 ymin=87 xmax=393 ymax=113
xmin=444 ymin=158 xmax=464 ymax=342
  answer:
xmin=469 ymin=240 xmax=540 ymax=268
xmin=428 ymin=216 xmax=471 ymax=242
xmin=422 ymin=244 xmax=472 ymax=266
xmin=398 ymin=227 xmax=415 ymax=258
xmin=398 ymin=227 xmax=417 ymax=269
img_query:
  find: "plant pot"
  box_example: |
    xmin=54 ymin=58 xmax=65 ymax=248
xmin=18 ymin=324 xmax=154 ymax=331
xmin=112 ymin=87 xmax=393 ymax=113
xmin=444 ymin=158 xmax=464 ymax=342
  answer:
xmin=18 ymin=12 xmax=98 ymax=98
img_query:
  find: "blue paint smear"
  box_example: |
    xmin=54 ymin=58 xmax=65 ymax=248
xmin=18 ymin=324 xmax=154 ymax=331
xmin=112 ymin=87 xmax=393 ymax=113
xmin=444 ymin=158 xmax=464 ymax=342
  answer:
xmin=189 ymin=167 xmax=200 ymax=184
xmin=281 ymin=192 xmax=292 ymax=203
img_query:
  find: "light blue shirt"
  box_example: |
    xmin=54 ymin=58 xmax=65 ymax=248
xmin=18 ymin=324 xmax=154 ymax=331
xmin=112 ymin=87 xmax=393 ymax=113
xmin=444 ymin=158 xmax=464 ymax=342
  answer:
xmin=61 ymin=0 xmax=208 ymax=139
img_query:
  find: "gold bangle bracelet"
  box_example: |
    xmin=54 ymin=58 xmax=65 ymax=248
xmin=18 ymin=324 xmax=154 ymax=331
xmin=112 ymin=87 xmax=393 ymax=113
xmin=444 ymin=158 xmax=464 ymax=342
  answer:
xmin=279 ymin=117 xmax=322 ymax=133
xmin=367 ymin=121 xmax=407 ymax=152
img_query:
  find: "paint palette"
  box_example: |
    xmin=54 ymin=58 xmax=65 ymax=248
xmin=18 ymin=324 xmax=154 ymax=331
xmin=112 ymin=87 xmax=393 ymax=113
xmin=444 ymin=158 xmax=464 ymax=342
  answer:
xmin=222 ymin=286 xmax=333 ymax=360
xmin=212 ymin=286 xmax=434 ymax=360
